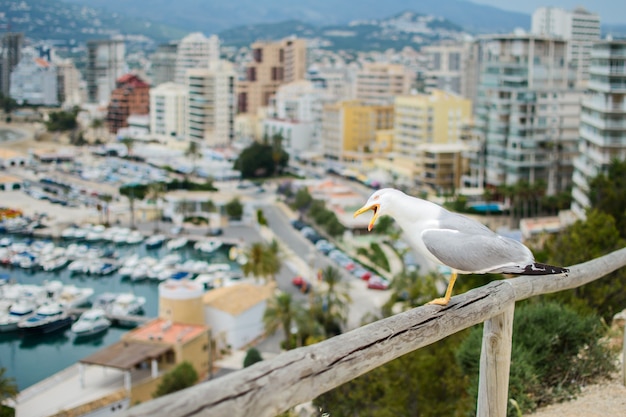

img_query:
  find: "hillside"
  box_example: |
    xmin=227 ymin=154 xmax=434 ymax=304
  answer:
xmin=0 ymin=0 xmax=187 ymax=45
xmin=60 ymin=0 xmax=529 ymax=34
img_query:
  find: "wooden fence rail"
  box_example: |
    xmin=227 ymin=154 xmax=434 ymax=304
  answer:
xmin=122 ymin=247 xmax=626 ymax=417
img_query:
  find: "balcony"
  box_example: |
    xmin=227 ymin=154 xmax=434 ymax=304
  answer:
xmin=580 ymin=113 xmax=626 ymax=131
xmin=582 ymin=99 xmax=626 ymax=113
xmin=580 ymin=128 xmax=626 ymax=147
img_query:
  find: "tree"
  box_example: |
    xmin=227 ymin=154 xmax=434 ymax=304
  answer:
xmin=263 ymin=292 xmax=298 ymax=350
xmin=119 ymin=183 xmax=148 ymax=229
xmin=0 ymin=367 xmax=18 ymax=404
xmin=241 ymin=240 xmax=281 ymax=283
xmin=185 ymin=140 xmax=202 ymax=174
xmin=224 ymin=197 xmax=243 ymax=220
xmin=45 ymin=108 xmax=79 ymax=132
xmin=542 ymin=209 xmax=626 ymax=321
xmin=589 ymin=158 xmax=626 ymax=237
xmin=233 ymin=141 xmax=288 ymax=178
xmin=120 ymin=137 xmax=135 ymax=157
xmin=457 ymin=302 xmax=614 ymax=416
xmin=243 ymin=348 xmax=263 ymax=368
xmin=147 ymin=182 xmax=166 ymax=232
xmin=314 ymin=266 xmax=351 ymax=336
xmin=152 ymin=361 xmax=198 ymax=398
xmin=99 ymin=194 xmax=113 ymax=226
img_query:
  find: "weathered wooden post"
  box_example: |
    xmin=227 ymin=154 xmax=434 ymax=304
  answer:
xmin=476 ymin=302 xmax=515 ymax=417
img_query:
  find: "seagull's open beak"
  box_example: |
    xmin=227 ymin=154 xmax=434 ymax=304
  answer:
xmin=354 ymin=203 xmax=380 ymax=232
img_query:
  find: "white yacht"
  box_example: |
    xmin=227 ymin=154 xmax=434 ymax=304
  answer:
xmin=126 ymin=231 xmax=145 ymax=245
xmin=194 ymin=238 xmax=223 ymax=253
xmin=109 ymin=293 xmax=146 ymax=318
xmin=166 ymin=237 xmax=188 ymax=250
xmin=71 ymin=309 xmax=111 ymax=337
xmin=0 ymin=298 xmax=39 ymax=332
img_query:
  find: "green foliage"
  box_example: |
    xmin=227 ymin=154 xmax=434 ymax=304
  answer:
xmin=0 ymin=367 xmax=18 ymax=403
xmin=45 ymin=108 xmax=79 ymax=131
xmin=0 ymin=405 xmax=15 ymax=417
xmin=224 ymin=197 xmax=243 ymax=220
xmin=152 ymin=361 xmax=198 ymax=398
xmin=165 ymin=178 xmax=217 ymax=192
xmin=243 ymin=348 xmax=263 ymax=368
xmin=306 ymin=199 xmax=346 ymax=237
xmin=457 ymin=302 xmax=615 ymax=416
xmin=183 ymin=216 xmax=208 ymax=225
xmin=0 ymin=93 xmax=18 ymax=115
xmin=293 ymin=187 xmax=313 ymax=212
xmin=542 ymin=210 xmax=626 ymax=321
xmin=234 ymin=141 xmax=288 ymax=178
xmin=119 ymin=183 xmax=148 ymax=200
xmin=263 ymin=292 xmax=297 ymax=350
xmin=372 ymin=215 xmax=394 ymax=235
xmin=242 ymin=240 xmax=281 ymax=282
xmin=256 ymin=208 xmax=268 ymax=226
xmin=589 ymin=158 xmax=626 ymax=237
xmin=314 ymin=333 xmax=470 ymax=417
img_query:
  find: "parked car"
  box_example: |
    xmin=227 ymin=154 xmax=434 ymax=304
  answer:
xmin=352 ymin=266 xmax=372 ymax=281
xmin=315 ymin=239 xmax=335 ymax=255
xmin=367 ymin=276 xmax=390 ymax=290
xmin=290 ymin=219 xmax=307 ymax=230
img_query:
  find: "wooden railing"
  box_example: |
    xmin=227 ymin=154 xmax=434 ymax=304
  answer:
xmin=121 ymin=247 xmax=626 ymax=417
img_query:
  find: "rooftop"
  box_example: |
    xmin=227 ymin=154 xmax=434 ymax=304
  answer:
xmin=203 ymin=283 xmax=273 ymax=316
xmin=127 ymin=318 xmax=209 ymax=345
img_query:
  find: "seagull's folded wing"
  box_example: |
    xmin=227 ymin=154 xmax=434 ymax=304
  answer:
xmin=422 ymin=229 xmax=533 ymax=274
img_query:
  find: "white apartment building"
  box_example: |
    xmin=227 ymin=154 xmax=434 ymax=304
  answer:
xmin=354 ymin=62 xmax=414 ymax=105
xmin=86 ymin=39 xmax=126 ymax=105
xmin=149 ymin=82 xmax=187 ymax=139
xmin=571 ymin=40 xmax=626 ymax=218
xmin=175 ymin=33 xmax=220 ymax=85
xmin=10 ymin=47 xmax=58 ymax=106
xmin=471 ymin=34 xmax=582 ymax=194
xmin=55 ymin=58 xmax=82 ymax=107
xmin=185 ymin=60 xmax=235 ymax=147
xmin=421 ymin=41 xmax=468 ymax=96
xmin=264 ymin=80 xmax=335 ymax=153
xmin=531 ymin=7 xmax=601 ymax=86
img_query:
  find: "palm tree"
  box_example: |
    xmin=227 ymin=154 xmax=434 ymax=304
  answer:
xmin=0 ymin=367 xmax=18 ymax=404
xmin=241 ymin=241 xmax=281 ymax=283
xmin=120 ymin=137 xmax=135 ymax=158
xmin=99 ymin=194 xmax=113 ymax=226
xmin=315 ymin=266 xmax=351 ymax=336
xmin=263 ymin=292 xmax=297 ymax=350
xmin=147 ymin=182 xmax=166 ymax=232
xmin=185 ymin=140 xmax=202 ymax=174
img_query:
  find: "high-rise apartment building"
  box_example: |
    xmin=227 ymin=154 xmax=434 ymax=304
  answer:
xmin=392 ymin=90 xmax=472 ymax=192
xmin=151 ymin=42 xmax=178 ymax=86
xmin=186 ymin=60 xmax=236 ymax=146
xmin=106 ymin=74 xmax=150 ymax=134
xmin=56 ymin=58 xmax=82 ymax=106
xmin=531 ymin=7 xmax=601 ymax=86
xmin=0 ymin=32 xmax=23 ymax=97
xmin=421 ymin=41 xmax=467 ymax=96
xmin=150 ymin=82 xmax=187 ymax=139
xmin=10 ymin=47 xmax=58 ymax=106
xmin=174 ymin=33 xmax=220 ymax=85
xmin=237 ymin=37 xmax=307 ymax=115
xmin=354 ymin=63 xmax=414 ymax=105
xmin=571 ymin=40 xmax=626 ymax=218
xmin=471 ymin=34 xmax=582 ymax=194
xmin=86 ymin=39 xmax=126 ymax=105
xmin=321 ymin=100 xmax=394 ymax=169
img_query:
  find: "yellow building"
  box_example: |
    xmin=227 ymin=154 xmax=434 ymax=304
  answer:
xmin=390 ymin=90 xmax=472 ymax=193
xmin=237 ymin=37 xmax=307 ymax=117
xmin=321 ymin=100 xmax=394 ymax=170
xmin=355 ymin=62 xmax=414 ymax=105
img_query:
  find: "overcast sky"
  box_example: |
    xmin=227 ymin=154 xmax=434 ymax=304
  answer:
xmin=469 ymin=0 xmax=623 ymax=24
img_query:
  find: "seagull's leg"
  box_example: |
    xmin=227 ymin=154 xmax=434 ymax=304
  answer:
xmin=428 ymin=271 xmax=458 ymax=306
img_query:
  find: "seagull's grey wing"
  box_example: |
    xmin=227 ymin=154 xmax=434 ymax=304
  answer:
xmin=422 ymin=229 xmax=534 ymax=273
xmin=437 ymin=211 xmax=496 ymax=236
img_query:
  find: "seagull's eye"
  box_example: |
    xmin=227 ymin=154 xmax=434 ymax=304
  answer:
xmin=373 ymin=195 xmax=380 ymax=200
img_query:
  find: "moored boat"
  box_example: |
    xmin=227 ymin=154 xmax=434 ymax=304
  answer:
xmin=71 ymin=308 xmax=111 ymax=337
xmin=18 ymin=303 xmax=73 ymax=334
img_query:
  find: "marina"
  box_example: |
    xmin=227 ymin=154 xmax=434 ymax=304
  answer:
xmin=0 ymin=227 xmax=243 ymax=390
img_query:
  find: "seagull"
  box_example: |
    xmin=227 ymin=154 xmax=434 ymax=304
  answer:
xmin=354 ymin=188 xmax=568 ymax=306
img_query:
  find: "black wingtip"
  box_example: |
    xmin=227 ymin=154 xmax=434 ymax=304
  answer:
xmin=523 ymin=263 xmax=569 ymax=275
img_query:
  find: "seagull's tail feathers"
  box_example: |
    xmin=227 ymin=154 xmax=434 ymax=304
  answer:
xmin=522 ymin=262 xmax=569 ymax=275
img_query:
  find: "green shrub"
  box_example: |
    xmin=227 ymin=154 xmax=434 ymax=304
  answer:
xmin=243 ymin=348 xmax=263 ymax=368
xmin=152 ymin=361 xmax=198 ymax=398
xmin=456 ymin=302 xmax=615 ymax=416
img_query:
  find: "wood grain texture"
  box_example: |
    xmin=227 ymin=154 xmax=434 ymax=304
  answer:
xmin=120 ymin=247 xmax=626 ymax=417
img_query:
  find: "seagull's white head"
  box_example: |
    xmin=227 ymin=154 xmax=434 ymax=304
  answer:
xmin=353 ymin=188 xmax=403 ymax=231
